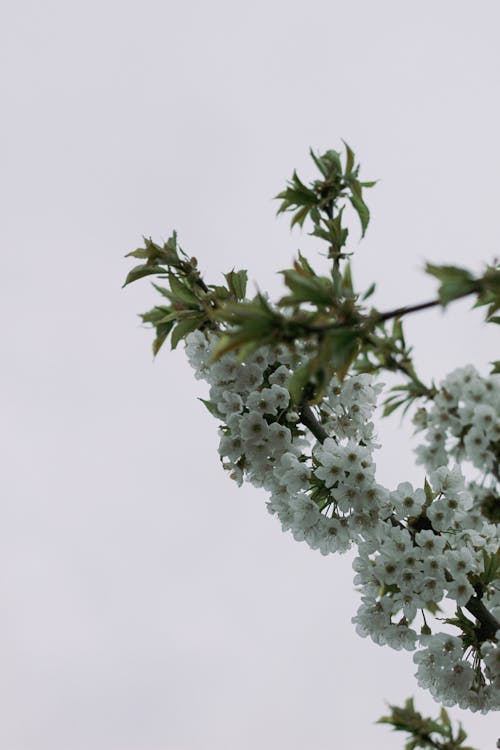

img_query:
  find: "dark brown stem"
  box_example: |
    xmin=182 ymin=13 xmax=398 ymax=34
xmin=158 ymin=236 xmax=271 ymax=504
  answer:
xmin=299 ymin=404 xmax=329 ymax=443
xmin=464 ymin=596 xmax=500 ymax=641
xmin=303 ymin=299 xmax=441 ymax=335
xmin=373 ymin=299 xmax=441 ymax=324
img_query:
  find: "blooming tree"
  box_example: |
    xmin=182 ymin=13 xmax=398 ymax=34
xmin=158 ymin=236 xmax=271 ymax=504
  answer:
xmin=124 ymin=145 xmax=500 ymax=748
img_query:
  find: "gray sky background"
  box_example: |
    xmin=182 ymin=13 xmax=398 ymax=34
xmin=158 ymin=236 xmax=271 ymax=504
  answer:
xmin=2 ymin=1 xmax=500 ymax=748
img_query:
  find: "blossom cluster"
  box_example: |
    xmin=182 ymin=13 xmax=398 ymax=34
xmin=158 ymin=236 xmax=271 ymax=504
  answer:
xmin=184 ymin=330 xmax=500 ymax=712
xmin=414 ymin=364 xmax=500 ymax=478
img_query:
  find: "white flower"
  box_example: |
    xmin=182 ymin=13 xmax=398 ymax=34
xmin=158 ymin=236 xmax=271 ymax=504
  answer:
xmin=246 ymin=388 xmax=278 ymax=415
xmin=217 ymin=391 xmax=244 ymax=416
xmin=282 ymin=461 xmax=311 ymax=494
xmin=418 ymin=576 xmax=445 ymax=602
xmin=239 ymin=411 xmax=269 ymax=441
xmin=429 ymin=465 xmax=464 ymax=495
xmin=269 ymin=384 xmax=290 ymax=411
xmin=235 ymin=364 xmax=264 ymax=392
xmin=426 ymin=499 xmax=454 ymax=531
xmin=446 ymin=574 xmax=475 ymax=606
xmin=316 ymin=517 xmax=351 ymax=555
xmin=414 ymin=530 xmax=447 ymax=556
xmin=267 ymin=422 xmax=292 ymax=454
xmin=268 ymin=364 xmax=291 ymax=387
xmin=384 ymin=623 xmax=418 ymax=651
xmin=218 ymin=433 xmax=243 ymax=462
xmin=390 ymin=482 xmax=425 ymax=520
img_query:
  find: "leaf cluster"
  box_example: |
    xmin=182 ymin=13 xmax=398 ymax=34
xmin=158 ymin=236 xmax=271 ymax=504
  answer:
xmin=124 ymin=232 xmax=248 ymax=355
xmin=426 ymin=262 xmax=500 ymax=323
xmin=377 ymin=698 xmax=476 ymax=750
xmin=275 ymin=143 xmax=376 ymax=259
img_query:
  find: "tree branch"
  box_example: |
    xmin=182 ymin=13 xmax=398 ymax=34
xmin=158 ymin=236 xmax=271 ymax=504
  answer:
xmin=299 ymin=404 xmax=330 ymax=443
xmin=464 ymin=596 xmax=500 ymax=640
xmin=373 ymin=298 xmax=441 ymax=324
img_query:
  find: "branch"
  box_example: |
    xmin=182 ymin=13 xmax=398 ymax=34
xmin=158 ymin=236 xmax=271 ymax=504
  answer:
xmin=373 ymin=298 xmax=441 ymax=324
xmin=299 ymin=404 xmax=330 ymax=443
xmin=464 ymin=596 xmax=500 ymax=640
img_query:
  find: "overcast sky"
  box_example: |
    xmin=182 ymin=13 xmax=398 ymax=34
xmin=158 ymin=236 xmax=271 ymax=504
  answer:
xmin=2 ymin=1 xmax=500 ymax=748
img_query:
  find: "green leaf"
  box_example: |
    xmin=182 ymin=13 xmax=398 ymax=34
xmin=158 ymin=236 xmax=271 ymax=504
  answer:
xmin=125 ymin=248 xmax=151 ymax=259
xmin=170 ymin=315 xmax=205 ymax=349
xmin=198 ymin=398 xmax=222 ymax=419
xmin=342 ymin=140 xmax=355 ymax=176
xmin=280 ymin=269 xmax=334 ymax=306
xmin=321 ymin=330 xmax=360 ymax=381
xmin=349 ymin=192 xmax=370 ymax=237
xmin=123 ymin=263 xmax=166 ymax=287
xmin=341 ymin=262 xmax=354 ymax=296
xmin=168 ymin=274 xmax=201 ymax=305
xmin=291 ymin=204 xmax=312 ymax=228
xmin=362 ymin=282 xmax=376 ymax=300
xmin=287 ymin=361 xmax=313 ymax=404
xmin=383 ymin=399 xmax=406 ymax=416
xmin=224 ymin=269 xmax=248 ymax=300
xmin=140 ymin=305 xmax=171 ymax=324
xmin=424 ymin=477 xmax=435 ymax=505
xmin=425 ymin=264 xmax=477 ymax=305
xmin=439 ymin=707 xmax=451 ymax=732
xmin=296 ymin=251 xmax=317 ymax=277
xmin=152 ymin=320 xmax=175 ymax=356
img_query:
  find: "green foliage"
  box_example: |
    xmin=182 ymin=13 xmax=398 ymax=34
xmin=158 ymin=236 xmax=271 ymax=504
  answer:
xmin=425 ymin=264 xmax=478 ymax=306
xmin=224 ymin=269 xmax=248 ymax=300
xmin=377 ymin=698 xmax=477 ymax=750
xmin=274 ymin=143 xmax=376 ymax=256
xmin=124 ymin=231 xmax=250 ymax=355
xmin=426 ymin=262 xmax=500 ymax=322
xmin=210 ymin=294 xmax=284 ymax=361
xmin=125 ymin=142 xmax=500 ymax=750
